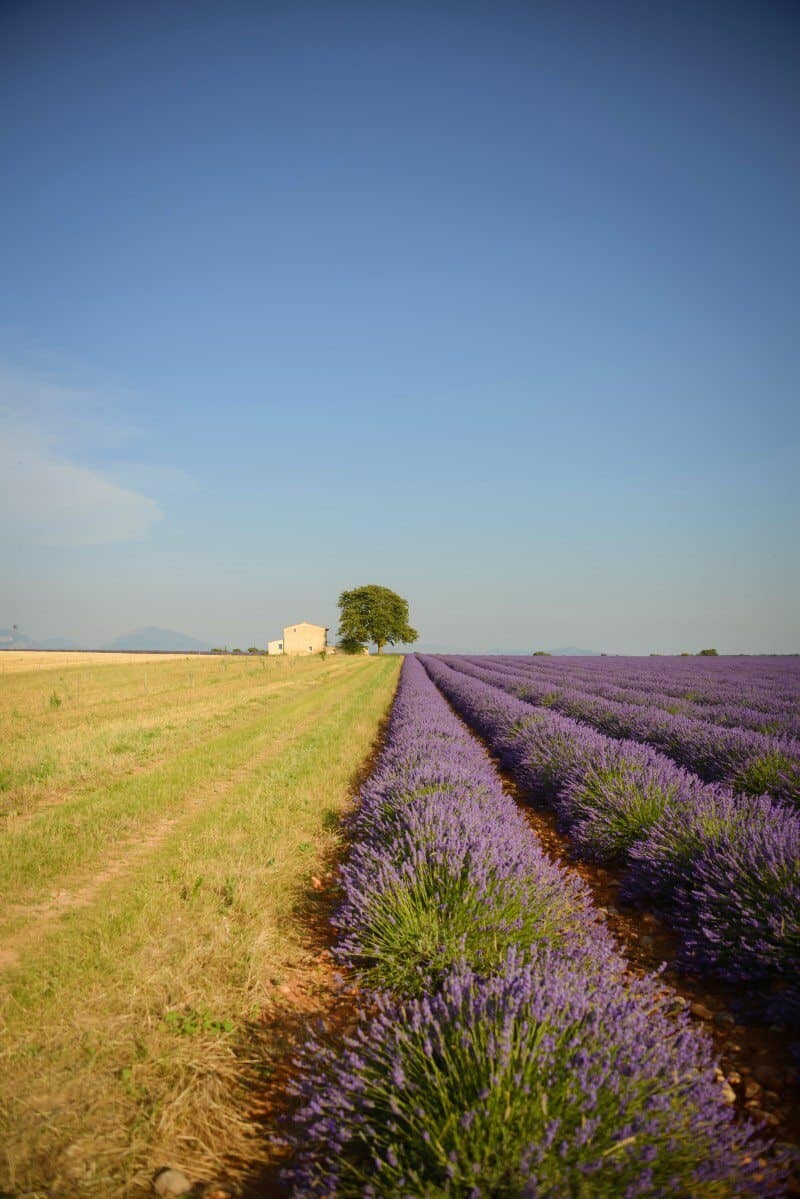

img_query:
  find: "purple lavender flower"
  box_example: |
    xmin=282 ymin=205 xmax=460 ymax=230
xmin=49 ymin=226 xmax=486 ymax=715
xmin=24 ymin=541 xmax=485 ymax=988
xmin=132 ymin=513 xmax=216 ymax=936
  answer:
xmin=285 ymin=949 xmax=782 ymax=1196
xmin=280 ymin=655 xmax=789 ymax=1194
xmin=421 ymin=655 xmax=800 ymax=1012
xmin=557 ymin=741 xmax=689 ymax=862
xmin=336 ymin=658 xmax=601 ymax=993
xmin=679 ymin=804 xmax=800 ymax=1014
xmin=443 ymin=654 xmax=800 ymax=804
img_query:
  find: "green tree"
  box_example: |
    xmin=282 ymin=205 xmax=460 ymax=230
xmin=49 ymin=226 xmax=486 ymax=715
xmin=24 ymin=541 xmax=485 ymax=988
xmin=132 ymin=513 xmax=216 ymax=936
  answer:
xmin=338 ymin=636 xmax=367 ymax=655
xmin=698 ymin=648 xmax=719 ymax=656
xmin=337 ymin=585 xmax=419 ymax=655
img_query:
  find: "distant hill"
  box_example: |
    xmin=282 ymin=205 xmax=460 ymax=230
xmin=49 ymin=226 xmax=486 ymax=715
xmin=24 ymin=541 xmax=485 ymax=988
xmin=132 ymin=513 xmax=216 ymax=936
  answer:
xmin=102 ymin=627 xmax=213 ymax=652
xmin=1 ymin=625 xmax=214 ymax=652
xmin=0 ymin=626 xmax=34 ymax=649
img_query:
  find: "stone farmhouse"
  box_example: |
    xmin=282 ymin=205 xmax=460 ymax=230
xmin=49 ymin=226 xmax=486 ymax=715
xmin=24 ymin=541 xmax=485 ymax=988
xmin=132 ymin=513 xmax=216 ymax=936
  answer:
xmin=268 ymin=621 xmax=329 ymax=656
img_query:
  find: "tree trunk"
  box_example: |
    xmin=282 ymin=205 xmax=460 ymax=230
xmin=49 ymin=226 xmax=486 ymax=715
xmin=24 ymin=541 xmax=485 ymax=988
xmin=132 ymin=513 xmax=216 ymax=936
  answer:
xmin=376 ymin=642 xmax=383 ymax=654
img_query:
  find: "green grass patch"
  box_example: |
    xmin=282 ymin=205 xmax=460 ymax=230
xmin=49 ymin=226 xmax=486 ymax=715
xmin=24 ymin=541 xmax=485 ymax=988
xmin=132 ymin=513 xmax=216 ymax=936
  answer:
xmin=0 ymin=652 xmax=400 ymax=1198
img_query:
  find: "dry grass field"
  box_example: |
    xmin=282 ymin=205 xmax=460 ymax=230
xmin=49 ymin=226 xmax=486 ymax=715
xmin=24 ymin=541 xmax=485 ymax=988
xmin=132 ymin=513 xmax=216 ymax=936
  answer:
xmin=0 ymin=650 xmax=401 ymax=1198
xmin=0 ymin=652 xmax=208 ymax=675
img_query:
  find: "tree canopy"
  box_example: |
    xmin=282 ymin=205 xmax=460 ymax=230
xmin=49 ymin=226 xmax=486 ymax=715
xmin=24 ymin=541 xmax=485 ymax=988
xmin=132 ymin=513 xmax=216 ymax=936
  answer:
xmin=337 ymin=585 xmax=419 ymax=655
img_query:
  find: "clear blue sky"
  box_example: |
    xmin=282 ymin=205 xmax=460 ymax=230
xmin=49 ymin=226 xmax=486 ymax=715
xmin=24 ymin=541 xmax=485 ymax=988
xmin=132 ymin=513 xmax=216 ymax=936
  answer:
xmin=1 ymin=0 xmax=798 ymax=653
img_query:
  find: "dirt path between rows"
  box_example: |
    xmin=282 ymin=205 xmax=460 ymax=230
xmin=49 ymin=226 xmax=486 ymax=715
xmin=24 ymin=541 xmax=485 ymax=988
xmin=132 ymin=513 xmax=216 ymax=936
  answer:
xmin=491 ymin=762 xmax=800 ymax=1188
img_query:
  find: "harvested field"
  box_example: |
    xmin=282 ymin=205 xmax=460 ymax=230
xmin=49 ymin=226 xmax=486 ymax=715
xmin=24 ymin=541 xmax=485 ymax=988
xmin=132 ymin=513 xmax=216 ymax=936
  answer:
xmin=0 ymin=651 xmax=400 ymax=1198
xmin=0 ymin=651 xmax=209 ymax=675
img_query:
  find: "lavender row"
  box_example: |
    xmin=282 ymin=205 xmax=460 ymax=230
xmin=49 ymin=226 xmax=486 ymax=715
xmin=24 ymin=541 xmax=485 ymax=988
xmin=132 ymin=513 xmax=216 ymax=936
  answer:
xmin=284 ymin=656 xmax=779 ymax=1196
xmin=496 ymin=657 xmax=800 ymax=738
xmin=516 ymin=654 xmax=800 ymax=705
xmin=450 ymin=655 xmax=800 ymax=804
xmin=333 ymin=663 xmax=599 ymax=995
xmin=492 ymin=658 xmax=800 ymax=739
xmin=521 ymin=658 xmax=800 ymax=716
xmin=457 ymin=655 xmax=800 ymax=798
xmin=421 ymin=656 xmax=800 ymax=1022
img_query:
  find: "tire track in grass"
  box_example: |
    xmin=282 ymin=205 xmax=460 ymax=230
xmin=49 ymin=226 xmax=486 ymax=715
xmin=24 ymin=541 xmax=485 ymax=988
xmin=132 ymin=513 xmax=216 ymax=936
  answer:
xmin=0 ymin=660 xmax=349 ymax=826
xmin=0 ymin=658 xmax=400 ymax=1199
xmin=0 ymin=724 xmax=316 ymax=971
xmin=231 ymin=674 xmax=399 ymax=1198
xmin=0 ymin=663 xmax=375 ymax=960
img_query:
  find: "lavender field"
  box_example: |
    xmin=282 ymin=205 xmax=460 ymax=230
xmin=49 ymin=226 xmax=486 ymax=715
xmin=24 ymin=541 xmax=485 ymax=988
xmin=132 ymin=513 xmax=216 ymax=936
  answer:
xmin=427 ymin=655 xmax=800 ymax=1015
xmin=282 ymin=655 xmax=799 ymax=1196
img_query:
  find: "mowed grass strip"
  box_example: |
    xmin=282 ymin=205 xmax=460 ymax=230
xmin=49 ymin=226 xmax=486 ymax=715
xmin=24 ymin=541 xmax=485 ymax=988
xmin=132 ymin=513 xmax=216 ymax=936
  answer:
xmin=0 ymin=653 xmax=400 ymax=1199
xmin=0 ymin=657 xmax=369 ymax=913
xmin=0 ymin=651 xmax=202 ymax=674
xmin=0 ymin=654 xmax=348 ymax=820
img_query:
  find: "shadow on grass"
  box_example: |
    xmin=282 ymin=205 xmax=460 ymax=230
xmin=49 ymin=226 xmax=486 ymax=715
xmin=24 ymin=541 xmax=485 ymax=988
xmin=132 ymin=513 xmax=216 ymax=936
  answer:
xmin=233 ymin=706 xmax=395 ymax=1197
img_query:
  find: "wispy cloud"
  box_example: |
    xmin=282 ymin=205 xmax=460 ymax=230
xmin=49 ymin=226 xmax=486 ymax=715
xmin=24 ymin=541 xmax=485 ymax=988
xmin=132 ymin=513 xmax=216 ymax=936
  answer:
xmin=0 ymin=439 xmax=163 ymax=545
xmin=0 ymin=364 xmax=163 ymax=546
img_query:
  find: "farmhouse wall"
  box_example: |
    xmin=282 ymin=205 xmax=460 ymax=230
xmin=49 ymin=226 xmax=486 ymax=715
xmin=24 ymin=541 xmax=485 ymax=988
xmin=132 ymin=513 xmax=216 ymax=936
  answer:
xmin=282 ymin=622 xmax=327 ymax=656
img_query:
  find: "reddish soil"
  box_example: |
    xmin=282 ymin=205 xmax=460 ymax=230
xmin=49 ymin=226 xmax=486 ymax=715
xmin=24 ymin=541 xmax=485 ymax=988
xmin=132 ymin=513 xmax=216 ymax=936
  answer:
xmin=500 ymin=771 xmax=800 ymax=1187
xmin=229 ymin=708 xmax=395 ymax=1197
xmin=232 ymin=869 xmax=362 ymax=1198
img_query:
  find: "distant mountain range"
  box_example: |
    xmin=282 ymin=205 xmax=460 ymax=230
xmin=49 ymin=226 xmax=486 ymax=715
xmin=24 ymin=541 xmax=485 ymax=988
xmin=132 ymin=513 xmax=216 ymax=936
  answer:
xmin=102 ymin=627 xmax=213 ymax=652
xmin=0 ymin=626 xmax=212 ymax=652
xmin=2 ymin=626 xmax=599 ymax=656
xmin=0 ymin=627 xmax=35 ymax=649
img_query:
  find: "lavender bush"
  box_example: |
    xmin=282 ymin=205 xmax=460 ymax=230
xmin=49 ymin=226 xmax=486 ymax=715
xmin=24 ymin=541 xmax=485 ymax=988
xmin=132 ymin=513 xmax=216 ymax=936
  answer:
xmin=336 ymin=786 xmax=596 ymax=993
xmin=491 ymin=653 xmax=800 ymax=706
xmin=335 ymin=660 xmax=597 ymax=994
xmin=287 ymin=950 xmax=780 ymax=1197
xmin=681 ymin=809 xmax=800 ymax=1015
xmin=558 ymin=742 xmax=690 ymax=863
xmin=504 ymin=711 xmax=607 ymax=799
xmin=729 ymin=748 xmax=800 ymax=805
xmin=625 ymin=789 xmax=778 ymax=904
xmin=424 ymin=655 xmax=685 ymax=859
